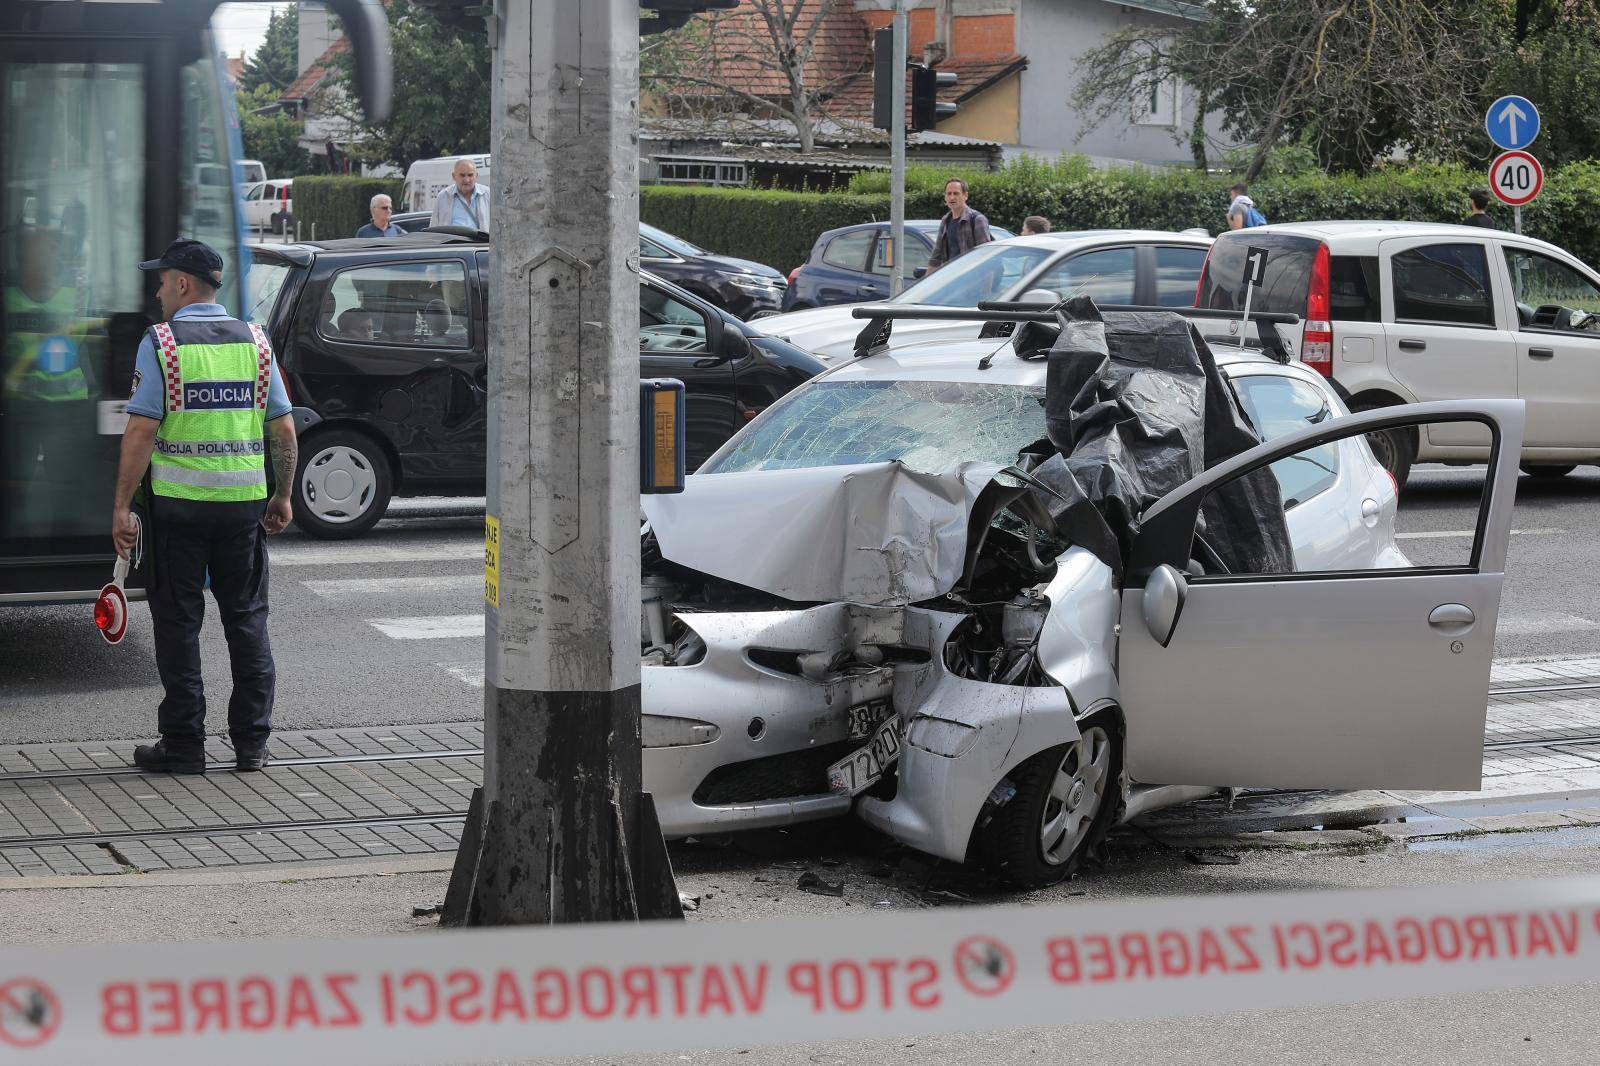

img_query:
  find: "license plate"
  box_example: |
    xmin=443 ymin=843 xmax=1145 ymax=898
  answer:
xmin=847 ymin=697 xmax=893 ymax=741
xmin=827 ymin=715 xmax=903 ymax=796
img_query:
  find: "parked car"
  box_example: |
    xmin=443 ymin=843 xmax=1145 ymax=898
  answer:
xmin=637 ymin=223 xmax=787 ymax=321
xmin=1196 ymin=221 xmax=1600 ymax=485
xmin=782 ymin=220 xmax=1015 ymax=312
xmin=751 ymin=230 xmax=1214 ymax=362
xmin=248 ymin=233 xmax=826 ymax=538
xmin=241 ymin=179 xmax=294 ymax=234
xmin=639 ymin=308 xmax=1522 ymax=889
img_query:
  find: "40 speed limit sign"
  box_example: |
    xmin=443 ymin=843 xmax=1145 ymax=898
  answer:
xmin=1490 ymin=150 xmax=1544 ymax=206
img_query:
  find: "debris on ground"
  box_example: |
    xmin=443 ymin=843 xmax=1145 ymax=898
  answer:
xmin=1185 ymin=850 xmax=1242 ymax=866
xmin=411 ymin=904 xmax=441 ymax=918
xmin=797 ymin=870 xmax=845 ymax=897
xmin=679 ymin=892 xmax=702 ymax=912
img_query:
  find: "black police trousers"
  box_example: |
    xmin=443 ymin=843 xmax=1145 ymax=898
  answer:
xmin=146 ymin=510 xmax=274 ymax=753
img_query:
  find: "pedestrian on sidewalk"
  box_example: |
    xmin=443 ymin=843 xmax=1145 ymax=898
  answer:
xmin=356 ymin=193 xmax=404 ymax=238
xmin=1226 ymin=183 xmax=1267 ymax=230
xmin=112 ymin=238 xmax=297 ymax=775
xmin=927 ymin=177 xmax=993 ymax=271
xmin=429 ymin=159 xmax=491 ymax=232
xmin=1464 ymin=188 xmax=1497 ymax=229
xmin=1022 ymin=215 xmax=1051 ymax=235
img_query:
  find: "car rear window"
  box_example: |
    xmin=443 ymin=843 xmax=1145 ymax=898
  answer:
xmin=1198 ymin=233 xmax=1321 ymax=315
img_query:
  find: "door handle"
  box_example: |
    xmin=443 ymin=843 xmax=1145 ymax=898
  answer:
xmin=1398 ymin=339 xmax=1427 ymax=351
xmin=1428 ymin=603 xmax=1475 ymax=632
xmin=1528 ymin=347 xmax=1556 ymax=359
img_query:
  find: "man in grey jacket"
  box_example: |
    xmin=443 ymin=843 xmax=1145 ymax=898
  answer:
xmin=927 ymin=177 xmax=992 ymax=271
xmin=430 ymin=159 xmax=491 ymax=231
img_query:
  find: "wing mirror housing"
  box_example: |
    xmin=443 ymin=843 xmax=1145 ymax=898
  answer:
xmin=912 ymin=267 xmax=927 ymax=279
xmin=1141 ymin=563 xmax=1187 ymax=648
xmin=1018 ymin=288 xmax=1060 ymax=305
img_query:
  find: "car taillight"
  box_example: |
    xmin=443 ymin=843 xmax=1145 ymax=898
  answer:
xmin=787 ymin=266 xmax=801 ymax=285
xmin=1302 ymin=242 xmax=1333 ymax=376
xmin=1194 ymin=244 xmax=1215 ymax=307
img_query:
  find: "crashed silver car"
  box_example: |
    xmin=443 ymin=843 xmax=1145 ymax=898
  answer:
xmin=640 ymin=303 xmax=1522 ymax=889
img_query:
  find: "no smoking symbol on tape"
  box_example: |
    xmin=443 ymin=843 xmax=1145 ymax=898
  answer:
xmin=0 ymin=978 xmax=60 ymax=1049
xmin=953 ymin=936 xmax=1016 ymax=997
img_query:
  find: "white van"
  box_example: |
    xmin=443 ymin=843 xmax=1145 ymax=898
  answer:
xmin=236 ymin=159 xmax=267 ymax=185
xmin=402 ymin=154 xmax=491 ymax=213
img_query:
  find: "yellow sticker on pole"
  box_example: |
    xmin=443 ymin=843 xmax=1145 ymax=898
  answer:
xmin=484 ymin=514 xmax=500 ymax=609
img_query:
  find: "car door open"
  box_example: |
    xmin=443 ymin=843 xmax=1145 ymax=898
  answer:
xmin=1117 ymin=399 xmax=1524 ymax=792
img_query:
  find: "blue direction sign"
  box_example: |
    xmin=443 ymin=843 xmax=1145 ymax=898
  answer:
xmin=1486 ymin=95 xmax=1540 ymax=151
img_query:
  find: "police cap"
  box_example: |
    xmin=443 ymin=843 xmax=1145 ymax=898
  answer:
xmin=138 ymin=238 xmax=224 ymax=289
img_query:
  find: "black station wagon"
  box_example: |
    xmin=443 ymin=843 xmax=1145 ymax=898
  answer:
xmin=248 ymin=233 xmax=825 ymax=538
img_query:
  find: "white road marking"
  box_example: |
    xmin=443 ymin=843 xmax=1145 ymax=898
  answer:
xmin=439 ymin=661 xmax=485 ymax=688
xmin=301 ymin=574 xmax=480 ymax=599
xmin=1396 ymin=527 xmax=1564 ymax=540
xmin=368 ymin=615 xmax=485 ymax=640
xmin=1495 ymin=613 xmax=1600 ymax=637
xmin=273 ymin=545 xmax=479 ymax=568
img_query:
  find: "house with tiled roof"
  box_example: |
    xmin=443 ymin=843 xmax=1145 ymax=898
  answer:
xmin=653 ymin=0 xmax=1227 ymax=170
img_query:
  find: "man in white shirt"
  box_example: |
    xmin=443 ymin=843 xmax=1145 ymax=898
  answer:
xmin=430 ymin=159 xmax=490 ymax=231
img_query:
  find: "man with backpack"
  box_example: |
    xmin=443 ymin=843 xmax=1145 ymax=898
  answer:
xmin=1226 ymin=183 xmax=1267 ymax=229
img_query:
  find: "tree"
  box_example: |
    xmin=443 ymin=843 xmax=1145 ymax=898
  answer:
xmin=236 ymin=85 xmax=314 ymax=176
xmin=1490 ymin=0 xmax=1600 ymax=166
xmin=239 ymin=5 xmax=299 ymax=94
xmin=1074 ymin=0 xmax=1498 ymax=178
xmin=641 ymin=0 xmax=868 ymax=153
xmin=323 ymin=0 xmax=491 ymax=170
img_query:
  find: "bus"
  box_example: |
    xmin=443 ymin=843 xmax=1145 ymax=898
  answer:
xmin=0 ymin=0 xmax=389 ymax=605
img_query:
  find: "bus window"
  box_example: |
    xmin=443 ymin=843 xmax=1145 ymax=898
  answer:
xmin=180 ymin=48 xmax=242 ymax=314
xmin=1 ymin=57 xmax=145 ymax=544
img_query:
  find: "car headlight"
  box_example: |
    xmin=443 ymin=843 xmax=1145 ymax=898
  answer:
xmin=727 ymin=274 xmax=783 ymax=293
xmin=906 ymin=715 xmax=979 ymax=758
xmin=642 ymin=716 xmax=721 ymax=748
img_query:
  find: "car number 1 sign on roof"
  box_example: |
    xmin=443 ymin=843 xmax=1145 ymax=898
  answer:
xmin=1489 ymin=150 xmax=1544 ymax=207
xmin=1486 ymin=94 xmax=1539 ymax=151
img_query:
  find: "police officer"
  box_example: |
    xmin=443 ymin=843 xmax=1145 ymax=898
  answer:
xmin=111 ymin=239 xmax=297 ymax=774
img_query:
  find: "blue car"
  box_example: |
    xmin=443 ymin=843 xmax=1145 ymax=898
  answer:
xmin=783 ymin=220 xmax=1015 ymax=311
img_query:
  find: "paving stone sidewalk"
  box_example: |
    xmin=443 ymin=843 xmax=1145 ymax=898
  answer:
xmin=5 ymin=658 xmax=1600 ymax=878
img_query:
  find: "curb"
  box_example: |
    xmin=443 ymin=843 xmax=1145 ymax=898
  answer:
xmin=0 ymin=853 xmax=453 ymax=891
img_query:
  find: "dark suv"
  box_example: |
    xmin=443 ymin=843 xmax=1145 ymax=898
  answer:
xmin=248 ymin=233 xmax=825 ymax=538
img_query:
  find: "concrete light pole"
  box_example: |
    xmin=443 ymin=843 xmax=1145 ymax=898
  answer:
xmin=444 ymin=0 xmax=678 ymax=925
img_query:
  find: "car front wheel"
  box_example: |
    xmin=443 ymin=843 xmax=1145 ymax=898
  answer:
xmin=1521 ymin=463 xmax=1577 ymax=480
xmin=979 ymin=716 xmax=1121 ymax=890
xmin=291 ymin=429 xmax=393 ymax=540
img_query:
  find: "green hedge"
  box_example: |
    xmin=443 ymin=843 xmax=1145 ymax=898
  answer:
xmin=291 ymin=175 xmax=405 ymax=242
xmin=641 ymin=187 xmax=887 ymax=272
xmin=643 ymin=156 xmax=1600 ymax=270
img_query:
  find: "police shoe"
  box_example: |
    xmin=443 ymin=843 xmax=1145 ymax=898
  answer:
xmin=132 ymin=741 xmax=206 ymax=775
xmin=235 ymin=746 xmax=271 ymax=772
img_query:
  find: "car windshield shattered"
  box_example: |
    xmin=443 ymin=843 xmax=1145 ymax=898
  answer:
xmin=701 ymin=379 xmax=1046 ymax=475
xmin=889 ymin=243 xmax=1050 ymax=307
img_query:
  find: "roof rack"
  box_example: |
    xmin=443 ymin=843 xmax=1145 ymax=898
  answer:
xmin=848 ymin=302 xmax=1300 ymax=363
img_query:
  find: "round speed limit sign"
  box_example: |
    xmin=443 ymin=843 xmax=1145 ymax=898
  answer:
xmin=1490 ymin=150 xmax=1544 ymax=206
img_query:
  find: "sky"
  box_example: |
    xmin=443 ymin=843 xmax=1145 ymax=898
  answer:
xmin=211 ymin=1 xmax=292 ymax=61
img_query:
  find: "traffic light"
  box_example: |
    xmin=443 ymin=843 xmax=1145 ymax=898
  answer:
xmin=911 ymin=65 xmax=957 ymax=132
xmin=872 ymin=27 xmax=895 ymax=131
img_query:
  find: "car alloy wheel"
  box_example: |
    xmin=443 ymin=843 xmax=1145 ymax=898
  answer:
xmin=1039 ymin=726 xmax=1112 ymax=866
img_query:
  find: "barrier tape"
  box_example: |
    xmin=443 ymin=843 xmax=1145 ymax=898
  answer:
xmin=7 ymin=877 xmax=1600 ymax=1062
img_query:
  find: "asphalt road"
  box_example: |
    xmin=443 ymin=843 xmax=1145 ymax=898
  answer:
xmin=3 ymin=463 xmax=1598 ymax=745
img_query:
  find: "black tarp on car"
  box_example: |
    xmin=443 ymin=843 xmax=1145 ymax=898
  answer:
xmin=1024 ymin=297 xmax=1294 ymax=578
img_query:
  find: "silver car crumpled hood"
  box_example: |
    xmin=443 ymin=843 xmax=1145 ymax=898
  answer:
xmin=641 ymin=460 xmax=1009 ymax=605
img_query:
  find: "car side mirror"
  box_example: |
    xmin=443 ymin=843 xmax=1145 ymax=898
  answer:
xmin=1141 ymin=563 xmax=1187 ymax=648
xmin=912 ymin=267 xmax=927 ymax=279
xmin=1019 ymin=288 xmax=1060 ymax=305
